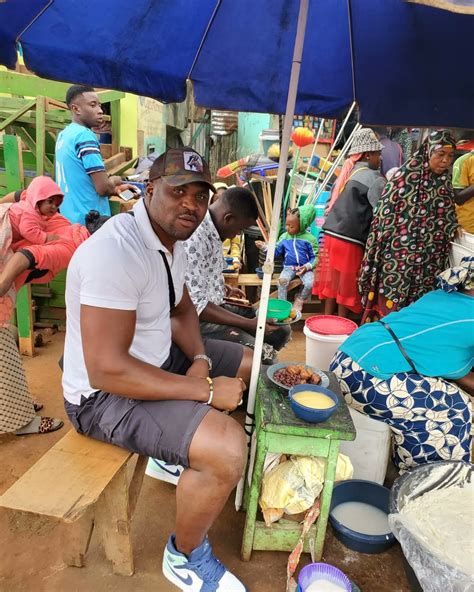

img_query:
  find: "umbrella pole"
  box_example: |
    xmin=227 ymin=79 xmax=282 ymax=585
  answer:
xmin=235 ymin=0 xmax=310 ymax=511
xmin=312 ymin=122 xmax=361 ymax=202
xmin=296 ymin=118 xmax=324 ymax=206
xmin=307 ymin=101 xmax=357 ymax=203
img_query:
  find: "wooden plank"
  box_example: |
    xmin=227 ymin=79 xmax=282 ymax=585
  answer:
xmin=107 ymin=157 xmax=138 ymax=177
xmin=0 ymin=111 xmax=65 ymax=131
xmin=16 ymin=284 xmax=35 ymax=356
xmin=0 ymin=98 xmax=36 ymax=132
xmin=35 ymin=96 xmax=46 ymax=176
xmin=95 ymin=465 xmax=134 ymax=576
xmin=110 ymin=100 xmax=121 ymax=155
xmin=0 ymin=431 xmax=133 ymax=521
xmin=0 ymin=71 xmax=125 ymax=103
xmin=104 ymin=152 xmax=126 ymax=171
xmin=12 ymin=125 xmax=54 ymax=176
xmin=252 ymin=520 xmax=317 ymax=553
xmin=100 ymin=144 xmax=113 ymax=160
xmin=237 ymin=273 xmax=280 ymax=287
xmin=3 ymin=134 xmax=24 ymax=191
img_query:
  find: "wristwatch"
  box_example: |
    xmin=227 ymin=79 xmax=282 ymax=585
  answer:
xmin=193 ymin=354 xmax=212 ymax=371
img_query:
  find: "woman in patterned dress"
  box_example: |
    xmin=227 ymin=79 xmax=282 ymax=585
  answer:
xmin=330 ymin=257 xmax=473 ymax=472
xmin=359 ymin=130 xmax=458 ymax=322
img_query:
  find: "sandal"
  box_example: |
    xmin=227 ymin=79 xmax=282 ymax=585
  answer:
xmin=16 ymin=416 xmax=64 ymax=435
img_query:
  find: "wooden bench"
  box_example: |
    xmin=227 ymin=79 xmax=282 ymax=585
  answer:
xmin=0 ymin=430 xmax=147 ymax=576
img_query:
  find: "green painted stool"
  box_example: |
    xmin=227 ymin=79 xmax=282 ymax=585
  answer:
xmin=241 ymin=373 xmax=356 ymax=561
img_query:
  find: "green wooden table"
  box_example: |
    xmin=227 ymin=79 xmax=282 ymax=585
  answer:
xmin=241 ymin=373 xmax=356 ymax=561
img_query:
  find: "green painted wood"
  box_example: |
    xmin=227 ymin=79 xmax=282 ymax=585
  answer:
xmin=35 ymin=97 xmax=46 ymax=176
xmin=16 ymin=285 xmax=34 ymax=355
xmin=241 ymin=374 xmax=356 ymax=562
xmin=0 ymin=98 xmax=36 ymax=132
xmin=253 ymin=521 xmax=317 ymax=553
xmin=0 ymin=72 xmax=124 ymax=104
xmin=110 ymin=100 xmax=121 ymax=155
xmin=3 ymin=134 xmax=23 ymax=191
xmin=259 ymin=375 xmax=355 ymax=440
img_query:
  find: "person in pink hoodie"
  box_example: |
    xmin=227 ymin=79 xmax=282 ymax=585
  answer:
xmin=0 ymin=176 xmax=90 ymax=299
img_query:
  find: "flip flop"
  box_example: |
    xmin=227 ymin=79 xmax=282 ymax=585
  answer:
xmin=15 ymin=416 xmax=64 ymax=435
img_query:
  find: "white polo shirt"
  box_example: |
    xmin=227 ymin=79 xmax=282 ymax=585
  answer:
xmin=62 ymin=198 xmax=186 ymax=405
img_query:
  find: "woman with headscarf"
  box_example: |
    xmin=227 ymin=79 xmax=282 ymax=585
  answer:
xmin=330 ymin=256 xmax=473 ymax=472
xmin=359 ymin=130 xmax=459 ymax=322
xmin=313 ymin=128 xmax=385 ymax=317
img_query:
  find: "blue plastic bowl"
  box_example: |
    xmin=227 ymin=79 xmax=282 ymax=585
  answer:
xmin=298 ymin=562 xmax=351 ymax=592
xmin=255 ymin=266 xmax=264 ymax=279
xmin=289 ymin=384 xmax=339 ymax=423
xmin=329 ymin=479 xmax=395 ymax=554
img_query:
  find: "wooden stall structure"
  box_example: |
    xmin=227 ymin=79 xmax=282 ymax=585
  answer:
xmin=0 ymin=71 xmax=135 ymax=354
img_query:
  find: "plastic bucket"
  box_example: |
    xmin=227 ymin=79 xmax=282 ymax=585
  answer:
xmin=304 ymin=315 xmax=357 ymax=370
xmin=339 ymin=408 xmax=391 ymax=485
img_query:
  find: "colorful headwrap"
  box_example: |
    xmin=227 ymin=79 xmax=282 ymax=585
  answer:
xmin=437 ymin=256 xmax=474 ymax=292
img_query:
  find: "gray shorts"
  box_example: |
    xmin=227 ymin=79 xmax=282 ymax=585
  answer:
xmin=64 ymin=339 xmax=244 ymax=467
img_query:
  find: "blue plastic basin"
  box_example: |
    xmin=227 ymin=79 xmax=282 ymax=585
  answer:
xmin=289 ymin=384 xmax=339 ymax=423
xmin=329 ymin=479 xmax=395 ymax=554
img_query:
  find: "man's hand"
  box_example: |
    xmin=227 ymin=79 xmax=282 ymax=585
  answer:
xmin=211 ymin=376 xmax=246 ymax=411
xmin=225 ymin=285 xmax=246 ymax=299
xmin=255 ymin=240 xmax=266 ymax=250
xmin=186 ymin=359 xmax=210 ymax=380
xmin=114 ymin=183 xmax=140 ymax=197
xmin=246 ymin=316 xmax=279 ymax=335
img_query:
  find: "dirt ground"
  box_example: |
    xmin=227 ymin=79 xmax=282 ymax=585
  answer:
xmin=0 ymin=325 xmax=411 ymax=592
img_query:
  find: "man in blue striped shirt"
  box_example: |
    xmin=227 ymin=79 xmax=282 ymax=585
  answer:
xmin=55 ymin=85 xmax=132 ymax=225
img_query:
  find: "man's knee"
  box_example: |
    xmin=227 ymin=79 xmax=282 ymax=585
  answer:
xmin=278 ymin=276 xmax=290 ymax=288
xmin=214 ymin=418 xmax=246 ymax=483
xmin=193 ymin=412 xmax=246 ymax=483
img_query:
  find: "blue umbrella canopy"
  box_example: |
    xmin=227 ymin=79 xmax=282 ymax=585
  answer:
xmin=0 ymin=0 xmax=473 ymax=127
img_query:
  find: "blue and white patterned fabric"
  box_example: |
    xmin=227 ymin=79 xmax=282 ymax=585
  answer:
xmin=437 ymin=255 xmax=474 ymax=293
xmin=330 ymin=350 xmax=472 ymax=472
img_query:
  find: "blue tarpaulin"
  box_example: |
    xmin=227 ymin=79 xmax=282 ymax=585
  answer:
xmin=0 ymin=0 xmax=473 ymax=127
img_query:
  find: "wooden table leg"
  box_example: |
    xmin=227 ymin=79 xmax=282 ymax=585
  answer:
xmin=241 ymin=433 xmax=267 ymax=561
xmin=312 ymin=440 xmax=340 ymax=560
xmin=62 ymin=509 xmax=94 ymax=568
xmin=95 ymin=464 xmax=134 ymax=576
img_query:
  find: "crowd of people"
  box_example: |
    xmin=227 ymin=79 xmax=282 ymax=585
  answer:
xmin=0 ymin=83 xmax=472 ymax=591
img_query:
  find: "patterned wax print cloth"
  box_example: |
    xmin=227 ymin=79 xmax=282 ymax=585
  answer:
xmin=359 ymin=130 xmax=458 ymax=322
xmin=437 ymin=255 xmax=474 ymax=292
xmin=330 ymin=350 xmax=472 ymax=473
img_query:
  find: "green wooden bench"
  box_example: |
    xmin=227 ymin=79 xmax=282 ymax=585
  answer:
xmin=241 ymin=373 xmax=356 ymax=561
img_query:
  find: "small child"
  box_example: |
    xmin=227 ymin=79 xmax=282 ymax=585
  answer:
xmin=256 ymin=204 xmax=318 ymax=311
xmin=0 ymin=176 xmax=90 ymax=298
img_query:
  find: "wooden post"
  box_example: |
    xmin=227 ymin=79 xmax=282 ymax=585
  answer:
xmin=62 ymin=509 xmax=95 ymax=568
xmin=16 ymin=285 xmax=35 ymax=356
xmin=35 ymin=96 xmax=46 ymax=176
xmin=94 ymin=464 xmax=134 ymax=576
xmin=3 ymin=134 xmax=24 ymax=191
xmin=110 ymin=99 xmax=121 ymax=155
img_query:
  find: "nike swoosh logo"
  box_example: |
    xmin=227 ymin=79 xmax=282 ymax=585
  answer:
xmin=169 ymin=566 xmax=193 ymax=586
xmin=153 ymin=460 xmax=182 ymax=477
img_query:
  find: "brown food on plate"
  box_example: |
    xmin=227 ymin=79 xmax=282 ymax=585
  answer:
xmin=273 ymin=365 xmax=321 ymax=388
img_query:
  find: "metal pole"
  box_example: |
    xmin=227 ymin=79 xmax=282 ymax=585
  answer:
xmin=310 ymin=101 xmax=356 ymax=198
xmin=296 ymin=118 xmax=324 ymax=205
xmin=311 ymin=123 xmax=361 ymax=203
xmin=235 ymin=0 xmax=310 ymax=510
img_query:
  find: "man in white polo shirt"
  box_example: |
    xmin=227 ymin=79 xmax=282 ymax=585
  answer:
xmin=62 ymin=147 xmax=252 ymax=592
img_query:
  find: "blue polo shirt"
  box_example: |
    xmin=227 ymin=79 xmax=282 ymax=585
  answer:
xmin=55 ymin=122 xmax=110 ymax=224
xmin=340 ymin=290 xmax=474 ymax=379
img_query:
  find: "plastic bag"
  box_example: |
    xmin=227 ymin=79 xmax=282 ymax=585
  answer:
xmin=259 ymin=454 xmax=353 ymax=526
xmin=389 ymin=461 xmax=474 ymax=592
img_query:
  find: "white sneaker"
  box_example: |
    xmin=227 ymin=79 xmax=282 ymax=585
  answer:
xmin=145 ymin=458 xmax=183 ymax=485
xmin=163 ymin=535 xmax=247 ymax=591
